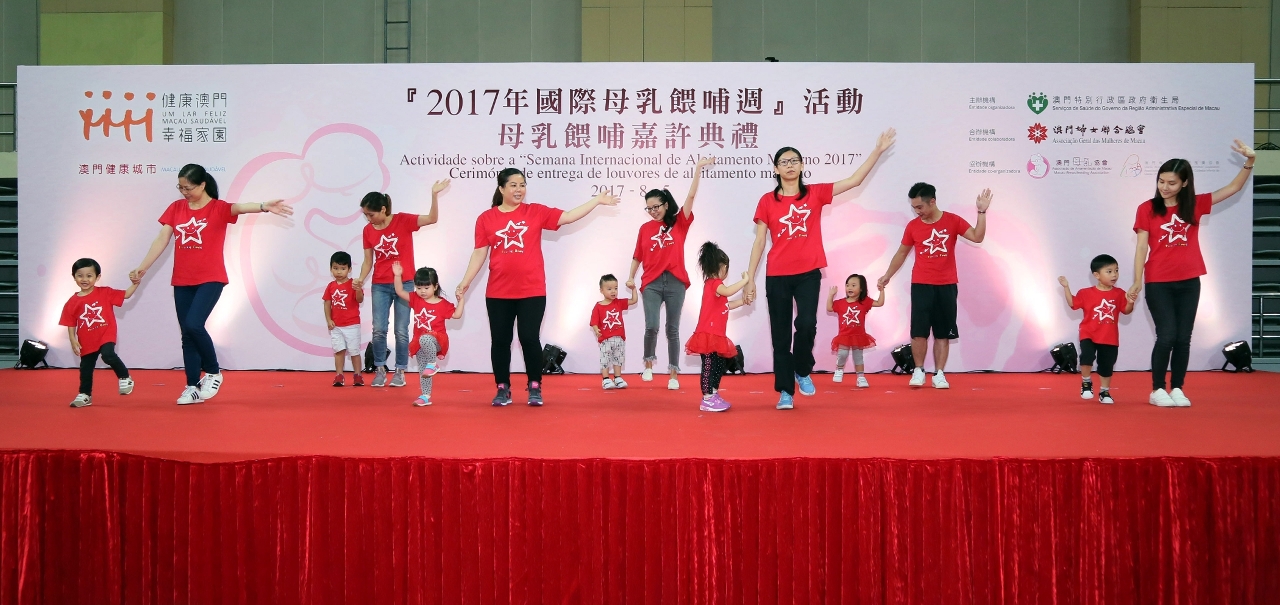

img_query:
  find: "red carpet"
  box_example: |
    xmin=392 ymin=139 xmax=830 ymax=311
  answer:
xmin=2 ymin=370 xmax=1279 ymax=604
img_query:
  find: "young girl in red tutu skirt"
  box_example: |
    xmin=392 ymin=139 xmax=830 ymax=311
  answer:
xmin=827 ymin=274 xmax=884 ymax=387
xmin=684 ymin=242 xmax=751 ymax=412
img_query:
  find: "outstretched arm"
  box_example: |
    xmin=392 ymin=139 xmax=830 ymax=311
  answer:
xmin=961 ymin=189 xmax=992 ymax=243
xmin=418 ymin=179 xmax=449 ymax=226
xmin=558 ymin=191 xmax=619 ymax=226
xmin=832 ymin=128 xmax=896 ymax=196
xmin=877 ymin=244 xmax=912 ymax=290
xmin=683 ymin=156 xmax=716 ymax=218
xmin=130 ymin=225 xmax=175 ymax=283
xmin=231 ymin=199 xmax=292 ymax=217
xmin=1211 ymin=139 xmax=1256 ymax=205
xmin=1058 ymin=276 xmax=1074 ymax=307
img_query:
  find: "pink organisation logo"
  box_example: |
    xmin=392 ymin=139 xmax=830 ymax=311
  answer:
xmin=1026 ymin=154 xmax=1050 ymax=179
xmin=227 ymin=124 xmax=391 ymax=356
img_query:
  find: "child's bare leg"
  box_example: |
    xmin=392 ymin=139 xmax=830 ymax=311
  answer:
xmin=350 ymin=354 xmax=362 ymax=373
xmin=1081 ymin=364 xmax=1093 ymax=382
xmin=612 ymin=365 xmax=623 ymax=378
xmin=334 ymin=352 xmax=346 ymax=375
xmin=1098 ymin=374 xmax=1111 ymax=390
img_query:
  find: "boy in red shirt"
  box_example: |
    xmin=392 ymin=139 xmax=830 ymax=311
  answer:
xmin=59 ymin=258 xmax=139 ymax=408
xmin=323 ymin=251 xmax=365 ymax=387
xmin=590 ymin=274 xmax=639 ymax=389
xmin=1058 ymin=254 xmax=1136 ymax=404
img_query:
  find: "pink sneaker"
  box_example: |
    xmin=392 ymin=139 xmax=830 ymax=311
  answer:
xmin=699 ymin=394 xmax=731 ymax=412
xmin=420 ymin=363 xmax=437 ymax=377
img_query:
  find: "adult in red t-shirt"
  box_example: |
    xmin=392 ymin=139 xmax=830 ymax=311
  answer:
xmin=131 ymin=164 xmax=292 ymax=405
xmin=878 ymin=182 xmax=992 ymax=390
xmin=745 ymin=129 xmax=896 ymax=407
xmin=1128 ymin=140 xmax=1256 ymax=407
xmin=353 ymin=179 xmax=449 ymax=388
xmin=456 ymin=168 xmax=619 ymax=407
xmin=626 ymin=156 xmax=716 ymax=389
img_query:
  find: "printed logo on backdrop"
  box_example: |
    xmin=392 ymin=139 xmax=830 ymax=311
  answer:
xmin=75 ymin=89 xmax=230 ymax=177
xmin=1026 ymin=154 xmax=1050 ymax=179
xmin=1051 ymin=156 xmax=1113 ymax=176
xmin=1027 ymin=93 xmax=1048 ymax=114
xmin=1048 ymin=93 xmax=1218 ymax=112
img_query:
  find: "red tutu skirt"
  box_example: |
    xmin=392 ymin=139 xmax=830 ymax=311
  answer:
xmin=831 ymin=332 xmax=876 ymax=352
xmin=410 ymin=330 xmax=450 ymax=358
xmin=685 ymin=332 xmax=737 ymax=358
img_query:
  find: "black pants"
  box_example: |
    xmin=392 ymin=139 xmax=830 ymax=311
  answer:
xmin=174 ymin=283 xmax=224 ymax=387
xmin=1079 ymin=339 xmax=1118 ymax=378
xmin=699 ymin=354 xmax=728 ymax=395
xmin=487 ymin=296 xmax=546 ymax=386
xmin=765 ymin=269 xmax=821 ymax=395
xmin=79 ymin=342 xmax=130 ymax=395
xmin=1146 ymin=278 xmax=1199 ymax=390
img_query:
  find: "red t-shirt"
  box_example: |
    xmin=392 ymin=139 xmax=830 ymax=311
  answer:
xmin=1072 ymin=286 xmax=1130 ymax=346
xmin=693 ymin=279 xmax=730 ymax=337
xmin=832 ymin=297 xmax=873 ymax=338
xmin=632 ymin=211 xmax=693 ymax=290
xmin=59 ymin=287 xmax=126 ymax=355
xmin=1133 ymin=193 xmax=1212 ymax=284
xmin=901 ymin=212 xmax=973 ymax=285
xmin=323 ymin=280 xmax=361 ymax=328
xmin=158 ymin=199 xmax=238 ymax=286
xmin=589 ymin=298 xmax=630 ymax=342
xmin=409 ymin=295 xmax=456 ymax=354
xmin=474 ymin=203 xmax=564 ymax=299
xmin=363 ymin=213 xmax=422 ymax=285
xmin=753 ymin=183 xmax=835 ymax=276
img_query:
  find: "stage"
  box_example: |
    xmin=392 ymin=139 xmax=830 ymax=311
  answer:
xmin=2 ymin=370 xmax=1279 ymax=603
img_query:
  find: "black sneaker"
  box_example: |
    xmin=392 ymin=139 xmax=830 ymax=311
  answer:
xmin=527 ymin=382 xmax=543 ymax=406
xmin=1080 ymin=380 xmax=1094 ymax=400
xmin=1098 ymin=390 xmax=1114 ymax=405
xmin=492 ymin=384 xmax=512 ymax=406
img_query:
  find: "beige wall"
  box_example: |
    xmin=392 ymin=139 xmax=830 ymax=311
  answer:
xmin=39 ymin=0 xmax=173 ymax=66
xmin=582 ymin=0 xmax=711 ymax=62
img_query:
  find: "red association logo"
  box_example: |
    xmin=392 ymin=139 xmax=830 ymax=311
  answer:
xmin=1027 ymin=123 xmax=1048 ymax=144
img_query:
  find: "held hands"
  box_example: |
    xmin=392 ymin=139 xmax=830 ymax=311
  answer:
xmin=975 ymin=188 xmax=993 ymax=212
xmin=1232 ymin=139 xmax=1257 ymax=160
xmin=1126 ymin=289 xmax=1140 ymax=303
xmin=129 ymin=268 xmax=146 ymax=283
xmin=744 ymin=281 xmax=756 ymax=305
xmin=1127 ymin=282 xmax=1143 ymax=301
xmin=455 ymin=283 xmax=468 ymax=299
xmin=625 ymin=279 xmax=636 ymax=290
xmin=876 ymin=275 xmax=890 ymax=290
xmin=874 ymin=128 xmax=897 ymax=153
xmin=431 ymin=179 xmax=451 ymax=194
xmin=262 ymin=199 xmax=293 ymax=217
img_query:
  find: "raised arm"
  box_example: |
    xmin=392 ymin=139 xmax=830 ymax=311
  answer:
xmin=826 ymin=285 xmax=837 ymax=312
xmin=356 ymin=248 xmax=374 ymax=289
xmin=683 ymin=156 xmax=716 ymax=217
xmin=418 ymin=179 xmax=449 ymax=226
xmin=625 ymin=259 xmax=641 ymax=292
xmin=1211 ymin=139 xmax=1256 ymax=205
xmin=451 ymin=295 xmax=465 ymax=319
xmin=1058 ymin=276 xmax=1074 ymax=307
xmin=961 ymin=189 xmax=992 ymax=243
xmin=353 ymin=280 xmax=365 ymax=304
xmin=1128 ymin=230 xmax=1149 ymax=300
xmin=123 ymin=279 xmax=139 ymax=300
xmin=558 ymin=192 xmax=619 ymax=226
xmin=871 ymin=286 xmax=886 ymax=308
xmin=455 ymin=246 xmax=490 ymax=299
xmin=718 ymin=272 xmax=750 ymax=297
xmin=626 ymin=281 xmax=640 ymax=308
xmin=744 ymin=221 xmax=768 ymax=302
xmin=389 ymin=262 xmax=411 ymax=302
xmin=130 ymin=225 xmax=175 ymax=283
xmin=877 ymin=244 xmax=912 ymax=290
xmin=231 ymin=199 xmax=292 ymax=217
xmin=832 ymin=128 xmax=896 ymax=196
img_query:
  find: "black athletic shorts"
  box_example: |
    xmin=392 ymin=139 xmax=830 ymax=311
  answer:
xmin=910 ymin=283 xmax=959 ymax=340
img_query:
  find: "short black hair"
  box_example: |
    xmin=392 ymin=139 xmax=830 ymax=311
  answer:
xmin=908 ymin=182 xmax=936 ymax=201
xmin=330 ymin=251 xmax=352 ymax=268
xmin=599 ymin=274 xmax=618 ymax=287
xmin=1090 ymin=254 xmax=1119 ymax=273
xmin=71 ymin=258 xmax=101 ymax=276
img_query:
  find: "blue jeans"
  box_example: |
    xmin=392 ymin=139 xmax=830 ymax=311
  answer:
xmin=371 ymin=282 xmax=411 ymax=369
xmin=174 ymin=282 xmax=224 ymax=386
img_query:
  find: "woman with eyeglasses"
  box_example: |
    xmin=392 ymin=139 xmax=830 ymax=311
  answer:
xmin=130 ymin=164 xmax=293 ymax=405
xmin=744 ymin=129 xmax=896 ymax=410
xmin=625 ymin=156 xmax=716 ymax=390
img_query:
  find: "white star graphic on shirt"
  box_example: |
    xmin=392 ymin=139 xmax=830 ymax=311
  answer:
xmin=1159 ymin=213 xmax=1191 ymax=245
xmin=495 ymin=221 xmax=528 ymax=250
xmin=602 ymin=309 xmax=622 ymax=330
xmin=778 ymin=204 xmax=811 ymax=236
xmin=174 ymin=217 xmax=207 ymax=245
xmin=842 ymin=306 xmax=861 ymax=327
xmin=330 ymin=288 xmax=349 ymax=309
xmin=79 ymin=303 xmax=106 ymax=329
xmin=922 ymin=228 xmax=950 ymax=255
xmin=414 ymin=308 xmax=437 ymax=332
xmin=1093 ymin=298 xmax=1117 ymax=323
xmin=650 ymin=228 xmax=674 ymax=250
xmin=373 ymin=234 xmax=399 ymax=260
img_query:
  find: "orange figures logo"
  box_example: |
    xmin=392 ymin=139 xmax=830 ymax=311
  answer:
xmin=79 ymin=90 xmax=155 ymax=142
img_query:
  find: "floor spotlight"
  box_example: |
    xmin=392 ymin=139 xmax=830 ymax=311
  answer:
xmin=1221 ymin=340 xmax=1253 ymax=373
xmin=1049 ymin=342 xmax=1078 ymax=374
xmin=15 ymin=339 xmax=50 ymax=369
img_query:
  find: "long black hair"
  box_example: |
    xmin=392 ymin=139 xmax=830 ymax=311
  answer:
xmin=178 ymin=163 xmax=219 ymax=199
xmin=360 ymin=191 xmax=392 ymax=215
xmin=697 ymin=241 xmax=730 ymax=281
xmin=492 ymin=168 xmax=527 ymax=207
xmin=845 ymin=274 xmax=868 ymax=302
xmin=771 ymin=147 xmax=808 ymax=201
xmin=413 ymin=266 xmax=445 ymax=299
xmin=1151 ymin=159 xmax=1198 ymax=225
xmin=644 ymin=188 xmax=679 ymax=228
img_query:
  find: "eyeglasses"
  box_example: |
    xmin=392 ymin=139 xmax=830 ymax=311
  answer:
xmin=176 ymin=184 xmax=200 ymax=193
xmin=776 ymin=158 xmax=802 ymax=167
xmin=645 ymin=201 xmax=667 ymax=213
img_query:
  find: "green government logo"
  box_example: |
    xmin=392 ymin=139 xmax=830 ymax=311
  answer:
xmin=1027 ymin=92 xmax=1048 ymax=115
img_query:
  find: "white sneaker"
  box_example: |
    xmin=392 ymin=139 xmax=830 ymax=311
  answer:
xmin=1169 ymin=388 xmax=1191 ymax=407
xmin=932 ymin=372 xmax=950 ymax=389
xmin=602 ymin=378 xmax=616 ymax=390
xmin=70 ymin=393 xmax=92 ymax=408
xmin=642 ymin=368 xmax=653 ymax=382
xmin=856 ymin=375 xmax=870 ymax=388
xmin=177 ymin=386 xmax=203 ymax=405
xmin=1148 ymin=389 xmax=1176 ymax=407
xmin=909 ymin=368 xmax=926 ymax=387
xmin=118 ymin=377 xmax=135 ymax=395
xmin=668 ymin=377 xmax=680 ymax=390
xmin=833 ymin=369 xmax=844 ymax=383
xmin=613 ymin=377 xmax=628 ymax=389
xmin=197 ymin=372 xmax=223 ymax=400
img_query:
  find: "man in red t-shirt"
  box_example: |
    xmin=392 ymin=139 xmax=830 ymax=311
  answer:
xmin=878 ymin=182 xmax=992 ymax=390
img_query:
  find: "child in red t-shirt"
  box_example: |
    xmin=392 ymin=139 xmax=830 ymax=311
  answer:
xmin=684 ymin=242 xmax=752 ymax=412
xmin=826 ymin=274 xmax=885 ymax=387
xmin=590 ymin=274 xmax=639 ymax=390
xmin=59 ymin=258 xmax=139 ymax=408
xmin=392 ymin=261 xmax=464 ymax=407
xmin=323 ymin=251 xmax=366 ymax=387
xmin=1058 ymin=254 xmax=1136 ymax=404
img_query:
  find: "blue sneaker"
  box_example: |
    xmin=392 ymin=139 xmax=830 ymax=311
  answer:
xmin=776 ymin=391 xmax=794 ymax=410
xmin=795 ymin=374 xmax=816 ymax=396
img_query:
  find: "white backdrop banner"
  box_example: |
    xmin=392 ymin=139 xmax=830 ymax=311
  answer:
xmin=18 ymin=63 xmax=1253 ymax=374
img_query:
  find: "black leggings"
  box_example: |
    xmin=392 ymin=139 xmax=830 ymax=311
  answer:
xmin=699 ymin=354 xmax=727 ymax=396
xmin=79 ymin=342 xmax=130 ymax=395
xmin=486 ymin=296 xmax=546 ymax=386
xmin=765 ymin=269 xmax=821 ymax=395
xmin=1079 ymin=339 xmax=1118 ymax=378
xmin=1146 ymin=278 xmax=1200 ymax=390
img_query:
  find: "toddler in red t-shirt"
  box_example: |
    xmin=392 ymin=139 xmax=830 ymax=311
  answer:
xmin=1058 ymin=254 xmax=1137 ymax=404
xmin=684 ymin=242 xmax=752 ymax=412
xmin=59 ymin=258 xmax=139 ymax=408
xmin=826 ymin=274 xmax=884 ymax=387
xmin=590 ymin=274 xmax=639 ymax=390
xmin=323 ymin=251 xmax=366 ymax=387
xmin=392 ymin=261 xmax=464 ymax=407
